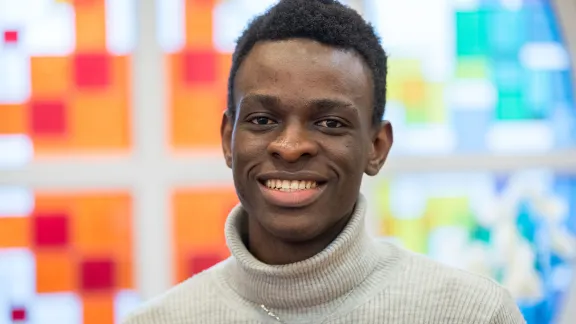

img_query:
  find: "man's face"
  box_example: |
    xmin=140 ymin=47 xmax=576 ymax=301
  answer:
xmin=221 ymin=39 xmax=392 ymax=242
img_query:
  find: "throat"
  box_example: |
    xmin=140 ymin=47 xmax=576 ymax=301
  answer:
xmin=246 ymin=213 xmax=351 ymax=265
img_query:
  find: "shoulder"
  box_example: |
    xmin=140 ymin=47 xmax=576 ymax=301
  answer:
xmin=121 ymin=265 xmax=222 ymax=324
xmin=383 ymin=244 xmax=526 ymax=323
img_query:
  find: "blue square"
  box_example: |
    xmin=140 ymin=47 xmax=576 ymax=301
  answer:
xmin=525 ymin=71 xmax=552 ymax=107
xmin=487 ymin=9 xmax=526 ymax=56
xmin=451 ymin=110 xmax=491 ymax=152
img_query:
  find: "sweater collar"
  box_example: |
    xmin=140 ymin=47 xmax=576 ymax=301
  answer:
xmin=221 ymin=194 xmax=382 ymax=309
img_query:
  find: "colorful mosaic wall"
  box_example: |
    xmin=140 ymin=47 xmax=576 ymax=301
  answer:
xmin=0 ymin=189 xmax=138 ymax=324
xmin=172 ymin=187 xmax=238 ymax=283
xmin=1 ymin=1 xmax=575 ymax=324
xmin=364 ymin=0 xmax=576 ymax=155
xmin=157 ymin=0 xmax=284 ymax=150
xmin=158 ymin=0 xmax=576 ymax=155
xmin=374 ymin=172 xmax=576 ymax=323
xmin=0 ymin=0 xmax=133 ymax=168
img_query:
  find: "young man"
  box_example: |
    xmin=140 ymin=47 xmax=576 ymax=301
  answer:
xmin=125 ymin=0 xmax=526 ymax=323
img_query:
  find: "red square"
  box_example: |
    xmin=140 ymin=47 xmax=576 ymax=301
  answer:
xmin=73 ymin=53 xmax=111 ymax=89
xmin=3 ymin=30 xmax=18 ymax=44
xmin=188 ymin=254 xmax=222 ymax=276
xmin=29 ymin=100 xmax=67 ymax=136
xmin=80 ymin=258 xmax=115 ymax=292
xmin=33 ymin=213 xmax=69 ymax=248
xmin=11 ymin=307 xmax=26 ymax=321
xmin=183 ymin=50 xmax=217 ymax=85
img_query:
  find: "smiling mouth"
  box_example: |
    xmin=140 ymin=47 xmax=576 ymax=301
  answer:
xmin=263 ymin=179 xmax=320 ymax=191
xmin=258 ymin=179 xmax=327 ymax=208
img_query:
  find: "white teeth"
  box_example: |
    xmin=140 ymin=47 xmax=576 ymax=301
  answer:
xmin=264 ymin=179 xmax=319 ymax=191
xmin=290 ymin=180 xmax=299 ymax=190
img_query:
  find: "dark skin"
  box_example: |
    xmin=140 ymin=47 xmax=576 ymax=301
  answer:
xmin=221 ymin=39 xmax=393 ymax=265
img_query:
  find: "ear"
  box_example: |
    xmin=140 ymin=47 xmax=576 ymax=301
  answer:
xmin=365 ymin=121 xmax=393 ymax=176
xmin=220 ymin=111 xmax=234 ymax=169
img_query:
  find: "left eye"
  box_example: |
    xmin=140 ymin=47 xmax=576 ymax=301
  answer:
xmin=316 ymin=119 xmax=343 ymax=128
xmin=250 ymin=117 xmax=275 ymax=125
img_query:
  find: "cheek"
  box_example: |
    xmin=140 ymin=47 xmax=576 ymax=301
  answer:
xmin=232 ymin=131 xmax=265 ymax=161
xmin=328 ymin=136 xmax=366 ymax=173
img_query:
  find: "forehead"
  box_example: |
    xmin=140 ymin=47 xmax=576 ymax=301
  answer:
xmin=234 ymin=39 xmax=373 ymax=112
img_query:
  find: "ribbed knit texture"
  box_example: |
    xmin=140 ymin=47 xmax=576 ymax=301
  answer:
xmin=123 ymin=194 xmax=526 ymax=324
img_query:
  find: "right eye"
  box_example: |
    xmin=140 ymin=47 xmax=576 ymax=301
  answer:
xmin=250 ymin=117 xmax=276 ymax=125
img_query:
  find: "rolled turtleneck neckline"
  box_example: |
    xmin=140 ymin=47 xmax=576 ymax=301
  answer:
xmin=221 ymin=194 xmax=385 ymax=309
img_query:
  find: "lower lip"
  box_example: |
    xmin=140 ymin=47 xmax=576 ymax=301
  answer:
xmin=258 ymin=182 xmax=325 ymax=208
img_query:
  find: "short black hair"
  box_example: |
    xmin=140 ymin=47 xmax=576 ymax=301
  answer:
xmin=227 ymin=0 xmax=388 ymax=126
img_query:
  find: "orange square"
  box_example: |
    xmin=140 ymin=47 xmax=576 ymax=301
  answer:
xmin=171 ymin=89 xmax=225 ymax=148
xmin=0 ymin=104 xmax=27 ymax=134
xmin=116 ymin=255 xmax=134 ymax=289
xmin=72 ymin=195 xmax=132 ymax=254
xmin=217 ymin=53 xmax=232 ymax=85
xmin=168 ymin=53 xmax=185 ymax=92
xmin=34 ymin=193 xmax=75 ymax=213
xmin=30 ymin=57 xmax=70 ymax=97
xmin=68 ymin=93 xmax=130 ymax=150
xmin=189 ymin=0 xmax=215 ymax=5
xmin=0 ymin=217 xmax=30 ymax=248
xmin=36 ymin=251 xmax=76 ymax=292
xmin=185 ymin=5 xmax=213 ymax=49
xmin=402 ymin=79 xmax=426 ymax=107
xmin=172 ymin=188 xmax=237 ymax=283
xmin=33 ymin=139 xmax=71 ymax=154
xmin=110 ymin=56 xmax=130 ymax=97
xmin=83 ymin=294 xmax=114 ymax=324
xmin=173 ymin=188 xmax=237 ymax=248
xmin=74 ymin=0 xmax=106 ymax=51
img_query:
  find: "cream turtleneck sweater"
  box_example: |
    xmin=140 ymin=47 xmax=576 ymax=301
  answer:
xmin=123 ymin=195 xmax=526 ymax=324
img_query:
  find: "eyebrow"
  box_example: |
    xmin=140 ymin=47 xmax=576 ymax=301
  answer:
xmin=239 ymin=94 xmax=358 ymax=115
xmin=239 ymin=94 xmax=281 ymax=110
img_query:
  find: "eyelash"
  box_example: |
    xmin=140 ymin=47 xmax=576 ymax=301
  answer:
xmin=248 ymin=117 xmax=344 ymax=128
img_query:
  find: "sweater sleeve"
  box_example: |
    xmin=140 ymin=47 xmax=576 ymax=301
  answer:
xmin=488 ymin=289 xmax=526 ymax=324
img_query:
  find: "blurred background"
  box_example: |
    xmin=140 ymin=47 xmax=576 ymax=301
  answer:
xmin=0 ymin=0 xmax=575 ymax=323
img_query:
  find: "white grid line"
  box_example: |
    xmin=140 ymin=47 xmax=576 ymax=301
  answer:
xmin=2 ymin=152 xmax=576 ymax=188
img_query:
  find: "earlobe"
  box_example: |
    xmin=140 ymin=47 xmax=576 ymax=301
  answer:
xmin=365 ymin=121 xmax=393 ymax=176
xmin=220 ymin=111 xmax=234 ymax=169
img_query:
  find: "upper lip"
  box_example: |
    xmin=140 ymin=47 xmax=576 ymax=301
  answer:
xmin=256 ymin=171 xmax=329 ymax=183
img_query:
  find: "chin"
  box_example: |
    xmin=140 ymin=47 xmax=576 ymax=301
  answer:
xmin=262 ymin=212 xmax=325 ymax=243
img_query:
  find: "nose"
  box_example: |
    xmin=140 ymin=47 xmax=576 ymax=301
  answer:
xmin=267 ymin=121 xmax=318 ymax=163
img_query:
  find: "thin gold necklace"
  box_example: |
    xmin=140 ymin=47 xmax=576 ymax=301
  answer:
xmin=258 ymin=284 xmax=359 ymax=324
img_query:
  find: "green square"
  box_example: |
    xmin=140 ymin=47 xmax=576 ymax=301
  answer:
xmin=375 ymin=180 xmax=391 ymax=218
xmin=456 ymin=57 xmax=489 ymax=79
xmin=496 ymin=90 xmax=528 ymax=120
xmin=395 ymin=219 xmax=429 ymax=254
xmin=456 ymin=10 xmax=490 ymax=56
xmin=471 ymin=225 xmax=492 ymax=243
xmin=426 ymin=83 xmax=446 ymax=123
xmin=404 ymin=105 xmax=428 ymax=125
xmin=425 ymin=197 xmax=475 ymax=230
xmin=426 ymin=197 xmax=475 ymax=229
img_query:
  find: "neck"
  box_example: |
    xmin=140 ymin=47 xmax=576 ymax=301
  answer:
xmin=222 ymin=194 xmax=393 ymax=309
xmin=246 ymin=212 xmax=352 ymax=265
